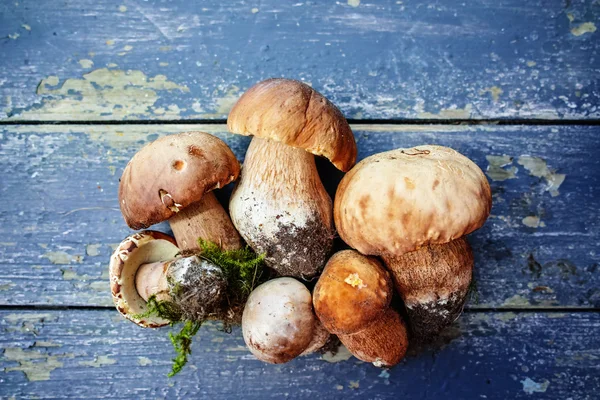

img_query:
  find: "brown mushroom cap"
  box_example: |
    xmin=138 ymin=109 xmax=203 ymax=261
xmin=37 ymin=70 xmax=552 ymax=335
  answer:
xmin=227 ymin=78 xmax=357 ymax=172
xmin=119 ymin=131 xmax=241 ymax=230
xmin=334 ymin=145 xmax=492 ymax=257
xmin=109 ymin=231 xmax=180 ymax=328
xmin=313 ymin=250 xmax=392 ymax=335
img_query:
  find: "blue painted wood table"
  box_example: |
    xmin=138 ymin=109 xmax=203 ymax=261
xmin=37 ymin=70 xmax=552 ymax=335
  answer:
xmin=1 ymin=1 xmax=599 ymax=398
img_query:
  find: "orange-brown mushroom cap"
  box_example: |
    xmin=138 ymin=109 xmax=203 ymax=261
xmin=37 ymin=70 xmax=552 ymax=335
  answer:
xmin=313 ymin=250 xmax=393 ymax=335
xmin=334 ymin=145 xmax=492 ymax=257
xmin=227 ymin=78 xmax=357 ymax=172
xmin=109 ymin=231 xmax=180 ymax=328
xmin=119 ymin=131 xmax=241 ymax=229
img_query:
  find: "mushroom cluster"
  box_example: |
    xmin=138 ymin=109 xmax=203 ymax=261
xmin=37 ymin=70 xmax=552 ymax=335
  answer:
xmin=108 ymin=79 xmax=491 ymax=375
xmin=334 ymin=145 xmax=492 ymax=339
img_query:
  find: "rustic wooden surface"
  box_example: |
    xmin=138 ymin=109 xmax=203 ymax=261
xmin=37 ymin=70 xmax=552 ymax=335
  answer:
xmin=1 ymin=310 xmax=599 ymax=399
xmin=0 ymin=0 xmax=599 ymax=121
xmin=1 ymin=0 xmax=599 ymax=398
xmin=0 ymin=124 xmax=598 ymax=310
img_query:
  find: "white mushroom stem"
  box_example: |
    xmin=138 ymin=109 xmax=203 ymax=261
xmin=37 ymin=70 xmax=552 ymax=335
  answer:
xmin=169 ymin=191 xmax=243 ymax=251
xmin=230 ymin=137 xmax=333 ymax=278
xmin=135 ymin=261 xmax=172 ymax=302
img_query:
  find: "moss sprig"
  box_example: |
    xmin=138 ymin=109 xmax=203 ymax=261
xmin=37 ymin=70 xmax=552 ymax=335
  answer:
xmin=136 ymin=240 xmax=266 ymax=377
xmin=133 ymin=295 xmax=197 ymax=376
xmin=132 ymin=294 xmax=183 ymax=322
xmin=168 ymin=320 xmax=202 ymax=377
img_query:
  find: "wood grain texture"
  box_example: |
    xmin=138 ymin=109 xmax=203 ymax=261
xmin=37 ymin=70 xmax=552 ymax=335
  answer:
xmin=0 ymin=0 xmax=598 ymax=121
xmin=1 ymin=309 xmax=599 ymax=399
xmin=0 ymin=124 xmax=598 ymax=308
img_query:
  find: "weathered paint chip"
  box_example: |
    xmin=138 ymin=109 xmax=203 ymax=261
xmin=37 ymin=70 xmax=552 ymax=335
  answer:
xmin=78 ymin=59 xmax=94 ymax=69
xmin=3 ymin=348 xmax=71 ymax=381
xmin=79 ymin=355 xmax=116 ymax=368
xmin=481 ymin=86 xmax=503 ymax=102
xmin=16 ymin=68 xmax=189 ymax=120
xmin=86 ymin=244 xmax=101 ymax=257
xmin=418 ymin=104 xmax=473 ymax=119
xmin=379 ymin=370 xmax=391 ymax=379
xmin=138 ymin=356 xmax=153 ymax=366
xmin=43 ymin=251 xmax=82 ymax=265
xmin=521 ymin=377 xmax=550 ymax=394
xmin=517 ymin=156 xmax=565 ymax=196
xmin=486 ymin=155 xmax=517 ymax=181
xmin=503 ymin=294 xmax=530 ymax=307
xmin=571 ymin=22 xmax=597 ymax=36
xmin=522 ymin=216 xmax=545 ymax=228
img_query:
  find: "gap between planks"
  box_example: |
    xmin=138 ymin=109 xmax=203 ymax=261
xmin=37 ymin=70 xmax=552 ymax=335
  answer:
xmin=0 ymin=119 xmax=600 ymax=126
xmin=1 ymin=305 xmax=599 ymax=313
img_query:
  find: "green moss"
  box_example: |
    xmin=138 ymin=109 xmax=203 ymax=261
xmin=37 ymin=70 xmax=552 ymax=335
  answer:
xmin=132 ymin=295 xmax=183 ymax=322
xmin=138 ymin=240 xmax=266 ymax=377
xmin=197 ymin=238 xmax=266 ymax=303
xmin=168 ymin=320 xmax=202 ymax=377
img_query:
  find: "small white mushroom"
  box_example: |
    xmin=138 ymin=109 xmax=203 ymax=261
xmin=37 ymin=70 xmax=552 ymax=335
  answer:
xmin=242 ymin=277 xmax=326 ymax=363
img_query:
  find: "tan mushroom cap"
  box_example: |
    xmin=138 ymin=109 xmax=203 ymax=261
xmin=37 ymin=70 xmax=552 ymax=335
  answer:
xmin=334 ymin=145 xmax=492 ymax=257
xmin=227 ymin=78 xmax=357 ymax=172
xmin=119 ymin=131 xmax=241 ymax=230
xmin=109 ymin=231 xmax=180 ymax=328
xmin=313 ymin=250 xmax=392 ymax=335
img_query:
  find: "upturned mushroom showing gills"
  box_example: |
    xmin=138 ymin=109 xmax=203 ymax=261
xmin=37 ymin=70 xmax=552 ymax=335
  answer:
xmin=119 ymin=131 xmax=243 ymax=251
xmin=227 ymin=78 xmax=357 ymax=279
xmin=109 ymin=231 xmax=228 ymax=328
xmin=334 ymin=145 xmax=492 ymax=338
xmin=313 ymin=250 xmax=409 ymax=367
xmin=242 ymin=277 xmax=329 ymax=363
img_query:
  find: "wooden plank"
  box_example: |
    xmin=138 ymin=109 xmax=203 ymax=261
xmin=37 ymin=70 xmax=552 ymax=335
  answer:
xmin=0 ymin=0 xmax=598 ymax=121
xmin=1 ymin=309 xmax=598 ymax=399
xmin=0 ymin=124 xmax=598 ymax=308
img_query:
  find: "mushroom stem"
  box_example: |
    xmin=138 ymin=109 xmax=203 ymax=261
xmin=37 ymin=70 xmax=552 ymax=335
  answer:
xmin=135 ymin=261 xmax=172 ymax=302
xmin=230 ymin=137 xmax=333 ymax=279
xmin=382 ymin=237 xmax=473 ymax=339
xmin=170 ymin=191 xmax=243 ymax=251
xmin=337 ymin=308 xmax=408 ymax=367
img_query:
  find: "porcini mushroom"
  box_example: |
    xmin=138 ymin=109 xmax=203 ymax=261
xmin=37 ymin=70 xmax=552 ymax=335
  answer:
xmin=228 ymin=78 xmax=357 ymax=279
xmin=334 ymin=145 xmax=492 ymax=338
xmin=119 ymin=131 xmax=243 ymax=251
xmin=109 ymin=231 xmax=228 ymax=327
xmin=242 ymin=277 xmax=328 ymax=363
xmin=313 ymin=250 xmax=409 ymax=367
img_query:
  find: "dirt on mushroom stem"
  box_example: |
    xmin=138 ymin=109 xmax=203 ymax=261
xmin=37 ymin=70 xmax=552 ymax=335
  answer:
xmin=229 ymin=137 xmax=335 ymax=280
